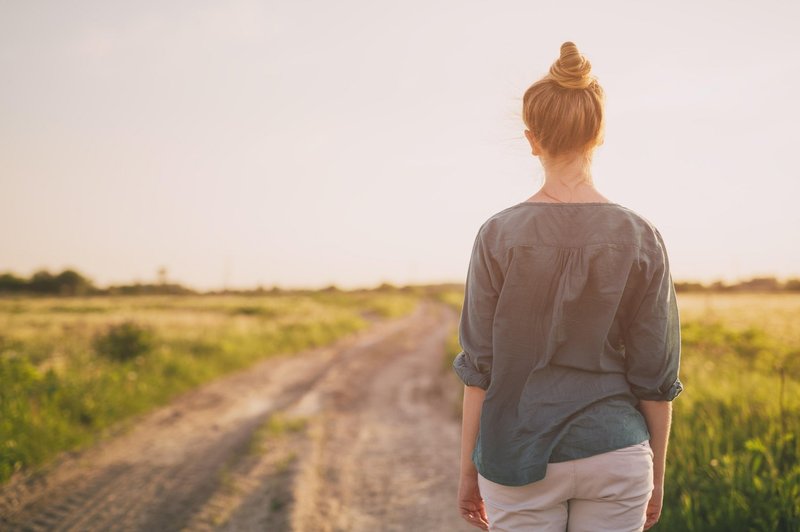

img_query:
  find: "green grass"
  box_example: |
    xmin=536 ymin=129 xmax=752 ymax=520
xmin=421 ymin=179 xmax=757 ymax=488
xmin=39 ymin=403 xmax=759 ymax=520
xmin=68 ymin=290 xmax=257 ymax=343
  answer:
xmin=309 ymin=289 xmax=420 ymax=318
xmin=0 ymin=291 xmax=420 ymax=485
xmin=440 ymin=290 xmax=800 ymax=531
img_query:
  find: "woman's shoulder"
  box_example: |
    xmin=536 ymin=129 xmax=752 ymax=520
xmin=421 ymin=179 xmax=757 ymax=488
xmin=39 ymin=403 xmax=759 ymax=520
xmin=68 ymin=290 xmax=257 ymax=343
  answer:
xmin=611 ymin=204 xmax=669 ymax=253
xmin=478 ymin=201 xmax=666 ymax=254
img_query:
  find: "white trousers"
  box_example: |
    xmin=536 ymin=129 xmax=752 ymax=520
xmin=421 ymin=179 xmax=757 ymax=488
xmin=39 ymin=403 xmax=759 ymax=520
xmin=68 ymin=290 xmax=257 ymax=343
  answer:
xmin=477 ymin=440 xmax=654 ymax=532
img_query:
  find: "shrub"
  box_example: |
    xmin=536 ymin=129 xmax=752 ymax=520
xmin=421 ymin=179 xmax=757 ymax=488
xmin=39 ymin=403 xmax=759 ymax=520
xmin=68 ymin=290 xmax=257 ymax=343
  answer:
xmin=92 ymin=320 xmax=154 ymax=362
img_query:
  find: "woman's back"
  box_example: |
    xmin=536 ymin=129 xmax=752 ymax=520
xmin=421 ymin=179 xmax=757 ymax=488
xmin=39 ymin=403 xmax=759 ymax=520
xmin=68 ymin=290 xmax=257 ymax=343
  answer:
xmin=453 ymin=200 xmax=683 ymax=487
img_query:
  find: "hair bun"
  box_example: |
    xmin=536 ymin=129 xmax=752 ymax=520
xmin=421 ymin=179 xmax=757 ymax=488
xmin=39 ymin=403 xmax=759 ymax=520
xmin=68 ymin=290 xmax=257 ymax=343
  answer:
xmin=548 ymin=41 xmax=595 ymax=90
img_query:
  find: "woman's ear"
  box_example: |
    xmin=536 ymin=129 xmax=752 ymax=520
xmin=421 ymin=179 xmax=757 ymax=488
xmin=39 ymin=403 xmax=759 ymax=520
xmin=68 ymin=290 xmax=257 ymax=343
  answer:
xmin=524 ymin=129 xmax=541 ymax=156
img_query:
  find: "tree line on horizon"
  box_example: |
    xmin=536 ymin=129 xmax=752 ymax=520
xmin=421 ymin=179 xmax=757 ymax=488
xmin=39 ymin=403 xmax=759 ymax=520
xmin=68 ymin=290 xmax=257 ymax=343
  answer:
xmin=0 ymin=268 xmax=799 ymax=296
xmin=0 ymin=269 xmax=195 ymax=296
xmin=673 ymin=276 xmax=800 ymax=292
xmin=0 ymin=269 xmax=404 ymax=296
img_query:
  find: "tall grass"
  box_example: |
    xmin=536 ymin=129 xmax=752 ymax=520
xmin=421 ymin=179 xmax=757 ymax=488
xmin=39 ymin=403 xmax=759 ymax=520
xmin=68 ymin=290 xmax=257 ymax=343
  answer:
xmin=441 ymin=291 xmax=800 ymax=531
xmin=0 ymin=291 xmax=420 ymax=485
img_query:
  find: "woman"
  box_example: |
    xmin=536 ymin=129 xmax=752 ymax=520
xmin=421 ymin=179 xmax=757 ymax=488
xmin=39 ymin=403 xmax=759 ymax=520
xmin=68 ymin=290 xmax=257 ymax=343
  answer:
xmin=452 ymin=42 xmax=684 ymax=532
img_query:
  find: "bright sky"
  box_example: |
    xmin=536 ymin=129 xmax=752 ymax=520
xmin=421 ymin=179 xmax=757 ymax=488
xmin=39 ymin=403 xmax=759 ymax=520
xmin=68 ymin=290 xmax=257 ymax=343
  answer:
xmin=1 ymin=1 xmax=798 ymax=291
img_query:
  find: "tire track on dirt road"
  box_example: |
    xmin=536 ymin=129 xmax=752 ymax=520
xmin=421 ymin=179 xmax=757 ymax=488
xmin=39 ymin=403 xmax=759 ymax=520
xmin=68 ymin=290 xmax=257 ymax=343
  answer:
xmin=288 ymin=300 xmax=475 ymax=532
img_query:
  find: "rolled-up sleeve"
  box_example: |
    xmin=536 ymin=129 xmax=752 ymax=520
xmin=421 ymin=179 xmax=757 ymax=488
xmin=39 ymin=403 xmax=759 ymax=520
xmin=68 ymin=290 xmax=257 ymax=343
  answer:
xmin=623 ymin=230 xmax=684 ymax=401
xmin=452 ymin=224 xmax=501 ymax=390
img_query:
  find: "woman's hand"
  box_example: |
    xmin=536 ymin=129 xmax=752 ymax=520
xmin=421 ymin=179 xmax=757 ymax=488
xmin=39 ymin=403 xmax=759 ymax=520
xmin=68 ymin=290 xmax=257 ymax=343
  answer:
xmin=458 ymin=473 xmax=490 ymax=530
xmin=638 ymin=400 xmax=671 ymax=531
xmin=643 ymin=484 xmax=663 ymax=530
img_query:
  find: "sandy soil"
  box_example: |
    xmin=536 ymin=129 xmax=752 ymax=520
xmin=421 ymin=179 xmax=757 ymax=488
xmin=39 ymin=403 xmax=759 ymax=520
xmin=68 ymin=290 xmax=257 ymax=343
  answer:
xmin=0 ymin=299 xmax=475 ymax=532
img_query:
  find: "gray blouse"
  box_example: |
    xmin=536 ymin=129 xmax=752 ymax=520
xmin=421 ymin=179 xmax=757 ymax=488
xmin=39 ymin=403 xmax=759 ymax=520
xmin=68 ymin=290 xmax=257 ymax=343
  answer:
xmin=452 ymin=200 xmax=684 ymax=487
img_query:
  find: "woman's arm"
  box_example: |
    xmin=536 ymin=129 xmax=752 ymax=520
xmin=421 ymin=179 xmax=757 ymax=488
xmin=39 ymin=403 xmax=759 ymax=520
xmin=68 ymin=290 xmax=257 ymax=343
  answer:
xmin=638 ymin=399 xmax=673 ymax=530
xmin=454 ymin=223 xmax=499 ymax=530
xmin=460 ymin=384 xmax=486 ymax=476
xmin=457 ymin=384 xmax=489 ymax=530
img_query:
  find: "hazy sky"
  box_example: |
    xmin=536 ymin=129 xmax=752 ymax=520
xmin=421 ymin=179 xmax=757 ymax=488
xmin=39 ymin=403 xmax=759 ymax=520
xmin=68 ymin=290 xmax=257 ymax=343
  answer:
xmin=1 ymin=0 xmax=798 ymax=290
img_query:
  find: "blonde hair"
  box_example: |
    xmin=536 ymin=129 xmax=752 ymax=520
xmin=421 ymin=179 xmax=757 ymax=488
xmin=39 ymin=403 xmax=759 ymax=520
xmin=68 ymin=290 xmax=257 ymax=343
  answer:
xmin=522 ymin=41 xmax=605 ymax=160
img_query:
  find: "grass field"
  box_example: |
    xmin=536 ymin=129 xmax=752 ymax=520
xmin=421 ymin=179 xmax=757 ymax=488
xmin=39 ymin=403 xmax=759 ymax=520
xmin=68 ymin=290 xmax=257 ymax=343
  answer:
xmin=440 ymin=291 xmax=800 ymax=531
xmin=0 ymin=290 xmax=420 ymax=485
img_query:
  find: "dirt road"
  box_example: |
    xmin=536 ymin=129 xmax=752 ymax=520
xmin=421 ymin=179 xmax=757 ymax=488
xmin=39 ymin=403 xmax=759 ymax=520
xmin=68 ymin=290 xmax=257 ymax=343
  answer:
xmin=0 ymin=299 xmax=476 ymax=532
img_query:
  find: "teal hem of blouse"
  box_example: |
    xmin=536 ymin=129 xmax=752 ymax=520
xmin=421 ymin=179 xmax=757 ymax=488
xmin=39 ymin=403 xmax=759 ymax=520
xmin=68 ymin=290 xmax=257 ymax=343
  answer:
xmin=473 ymin=428 xmax=652 ymax=487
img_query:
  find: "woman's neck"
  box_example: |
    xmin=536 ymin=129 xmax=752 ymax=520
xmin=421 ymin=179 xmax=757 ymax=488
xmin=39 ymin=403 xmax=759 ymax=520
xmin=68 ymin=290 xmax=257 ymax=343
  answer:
xmin=541 ymin=153 xmax=593 ymax=187
xmin=529 ymin=154 xmax=609 ymax=203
